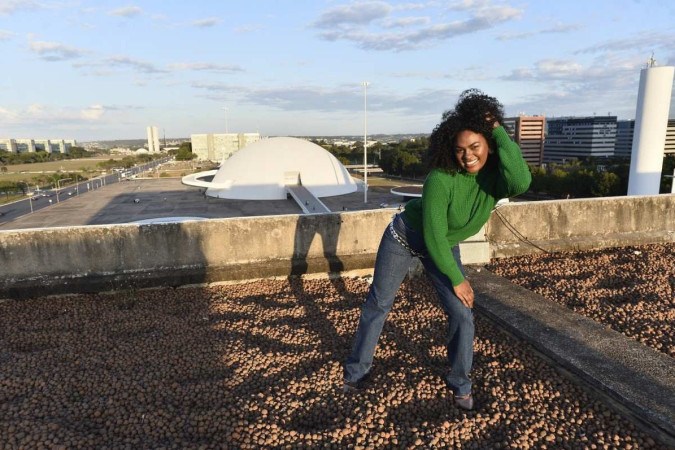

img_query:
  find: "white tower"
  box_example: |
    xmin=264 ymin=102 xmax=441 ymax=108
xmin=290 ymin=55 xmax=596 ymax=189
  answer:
xmin=146 ymin=126 xmax=160 ymax=152
xmin=627 ymin=57 xmax=675 ymax=196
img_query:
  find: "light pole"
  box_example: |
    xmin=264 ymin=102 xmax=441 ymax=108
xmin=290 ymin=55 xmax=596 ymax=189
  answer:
xmin=362 ymin=81 xmax=369 ymax=203
xmin=56 ymin=178 xmax=71 ymax=203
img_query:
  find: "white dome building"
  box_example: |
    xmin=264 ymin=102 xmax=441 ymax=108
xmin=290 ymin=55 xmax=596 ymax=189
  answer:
xmin=182 ymin=137 xmax=358 ymax=200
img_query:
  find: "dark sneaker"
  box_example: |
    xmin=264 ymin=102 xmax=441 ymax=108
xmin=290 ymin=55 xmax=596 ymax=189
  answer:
xmin=342 ymin=374 xmax=371 ymax=393
xmin=454 ymin=393 xmax=474 ymax=411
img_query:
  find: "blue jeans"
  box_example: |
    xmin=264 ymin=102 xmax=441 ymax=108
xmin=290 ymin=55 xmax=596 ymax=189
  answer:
xmin=344 ymin=213 xmax=474 ymax=396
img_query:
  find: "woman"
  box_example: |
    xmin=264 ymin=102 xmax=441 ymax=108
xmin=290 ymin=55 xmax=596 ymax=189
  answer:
xmin=343 ymin=89 xmax=531 ymax=410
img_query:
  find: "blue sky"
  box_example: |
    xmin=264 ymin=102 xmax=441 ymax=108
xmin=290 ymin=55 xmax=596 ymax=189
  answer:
xmin=1 ymin=0 xmax=674 ymax=141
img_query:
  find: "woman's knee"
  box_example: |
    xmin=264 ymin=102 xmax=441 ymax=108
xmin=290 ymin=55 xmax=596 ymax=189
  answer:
xmin=439 ymin=295 xmax=474 ymax=327
xmin=452 ymin=306 xmax=474 ymax=327
xmin=364 ymin=287 xmax=395 ymax=313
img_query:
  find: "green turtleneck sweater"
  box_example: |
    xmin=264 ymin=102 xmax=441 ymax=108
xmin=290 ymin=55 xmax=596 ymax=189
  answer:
xmin=402 ymin=126 xmax=531 ymax=286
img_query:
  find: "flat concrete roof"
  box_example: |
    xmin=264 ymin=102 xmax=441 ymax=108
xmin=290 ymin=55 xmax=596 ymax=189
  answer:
xmin=0 ymin=177 xmax=412 ymax=231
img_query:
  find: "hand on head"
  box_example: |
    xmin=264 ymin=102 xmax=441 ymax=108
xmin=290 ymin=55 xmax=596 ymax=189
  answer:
xmin=485 ymin=113 xmax=500 ymax=129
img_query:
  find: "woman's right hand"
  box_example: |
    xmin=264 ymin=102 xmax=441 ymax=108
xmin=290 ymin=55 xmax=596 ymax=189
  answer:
xmin=453 ymin=279 xmax=474 ymax=308
xmin=485 ymin=113 xmax=500 ymax=129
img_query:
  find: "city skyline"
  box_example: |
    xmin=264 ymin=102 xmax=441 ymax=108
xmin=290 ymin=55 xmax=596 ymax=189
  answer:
xmin=1 ymin=0 xmax=674 ymax=141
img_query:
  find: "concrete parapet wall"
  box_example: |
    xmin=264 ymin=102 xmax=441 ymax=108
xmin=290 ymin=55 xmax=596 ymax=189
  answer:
xmin=0 ymin=211 xmax=394 ymax=299
xmin=1 ymin=195 xmax=674 ymax=298
xmin=487 ymin=194 xmax=675 ymax=258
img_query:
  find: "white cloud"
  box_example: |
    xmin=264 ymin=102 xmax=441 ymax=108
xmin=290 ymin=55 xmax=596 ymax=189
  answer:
xmin=191 ymin=81 xmax=458 ymax=116
xmin=108 ymin=6 xmax=142 ymax=18
xmin=498 ymin=23 xmax=581 ymax=41
xmin=29 ymin=40 xmax=87 ymax=61
xmin=313 ymin=1 xmax=392 ymax=27
xmin=535 ymin=59 xmax=584 ymax=78
xmin=0 ymin=29 xmax=14 ymax=40
xmin=80 ymin=105 xmax=105 ymax=121
xmin=0 ymin=106 xmax=19 ymax=121
xmin=381 ymin=16 xmax=430 ymax=28
xmin=497 ymin=30 xmax=675 ymax=117
xmin=191 ymin=81 xmax=241 ymax=93
xmin=390 ymin=65 xmax=490 ymax=82
xmin=106 ymin=55 xmax=166 ymax=74
xmin=497 ymin=30 xmax=533 ymax=41
xmin=472 ymin=5 xmax=521 ymax=23
xmin=575 ymin=30 xmax=675 ymax=56
xmin=233 ymin=24 xmax=264 ymax=34
xmin=0 ymin=104 xmax=116 ymax=128
xmin=168 ymin=62 xmax=243 ymax=73
xmin=503 ymin=58 xmax=620 ymax=84
xmin=26 ymin=104 xmax=44 ymax=115
xmin=0 ymin=0 xmax=39 ymax=15
xmin=313 ymin=0 xmax=522 ymax=51
xmin=393 ymin=3 xmax=429 ymax=11
xmin=501 ymin=56 xmax=650 ymax=117
xmin=192 ymin=17 xmax=220 ymax=27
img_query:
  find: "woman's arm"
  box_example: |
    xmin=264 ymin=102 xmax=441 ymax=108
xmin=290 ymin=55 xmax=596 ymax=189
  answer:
xmin=492 ymin=125 xmax=532 ymax=199
xmin=422 ymin=173 xmax=465 ymax=287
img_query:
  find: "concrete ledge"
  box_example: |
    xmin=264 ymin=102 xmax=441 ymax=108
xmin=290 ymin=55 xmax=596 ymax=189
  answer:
xmin=490 ymin=231 xmax=675 ymax=258
xmin=459 ymin=240 xmax=490 ymax=265
xmin=468 ymin=266 xmax=675 ymax=447
xmin=1 ymin=253 xmax=378 ymax=300
xmin=2 ymin=196 xmax=673 ymax=299
xmin=487 ymin=195 xmax=675 ymax=258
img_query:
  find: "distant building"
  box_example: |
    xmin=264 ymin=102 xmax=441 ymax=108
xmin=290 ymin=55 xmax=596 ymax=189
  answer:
xmin=146 ymin=126 xmax=160 ymax=152
xmin=0 ymin=139 xmax=18 ymax=153
xmin=0 ymin=138 xmax=75 ymax=154
xmin=191 ymin=133 xmax=261 ymax=162
xmin=109 ymin=147 xmax=131 ymax=154
xmin=503 ymin=115 xmax=546 ymax=166
xmin=615 ymin=120 xmax=635 ymax=158
xmin=666 ymin=119 xmax=675 ymax=155
xmin=544 ymin=116 xmax=617 ymax=163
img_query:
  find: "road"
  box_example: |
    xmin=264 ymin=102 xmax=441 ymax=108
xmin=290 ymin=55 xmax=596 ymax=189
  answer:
xmin=0 ymin=157 xmax=172 ymax=226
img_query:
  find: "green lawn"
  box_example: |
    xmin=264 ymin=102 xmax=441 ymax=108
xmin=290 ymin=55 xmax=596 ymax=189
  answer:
xmin=0 ymin=157 xmax=125 ymax=183
xmin=0 ymin=193 xmax=25 ymax=204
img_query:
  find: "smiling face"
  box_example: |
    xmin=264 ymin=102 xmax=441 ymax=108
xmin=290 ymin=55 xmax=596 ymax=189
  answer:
xmin=454 ymin=130 xmax=490 ymax=173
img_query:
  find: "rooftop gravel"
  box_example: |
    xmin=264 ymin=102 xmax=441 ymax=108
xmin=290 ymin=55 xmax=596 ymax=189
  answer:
xmin=0 ymin=275 xmax=668 ymax=449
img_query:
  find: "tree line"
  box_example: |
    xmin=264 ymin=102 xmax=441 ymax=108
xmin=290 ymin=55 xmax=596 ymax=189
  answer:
xmin=312 ymin=137 xmax=429 ymax=178
xmin=169 ymin=142 xmax=197 ymax=161
xmin=0 ymin=147 xmax=93 ymax=165
xmin=315 ymin=138 xmax=675 ymax=198
xmin=0 ymin=172 xmax=90 ymax=195
xmin=95 ymin=153 xmax=164 ymax=170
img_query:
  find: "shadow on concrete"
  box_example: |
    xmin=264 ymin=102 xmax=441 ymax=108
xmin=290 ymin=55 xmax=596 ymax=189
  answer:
xmin=288 ymin=211 xmax=351 ymax=367
xmin=290 ymin=213 xmax=345 ymax=276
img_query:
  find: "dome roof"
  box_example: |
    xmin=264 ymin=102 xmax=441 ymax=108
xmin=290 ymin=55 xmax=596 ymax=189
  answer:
xmin=202 ymin=137 xmax=357 ymax=200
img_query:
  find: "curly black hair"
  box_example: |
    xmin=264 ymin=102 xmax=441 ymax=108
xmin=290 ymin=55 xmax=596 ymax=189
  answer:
xmin=427 ymin=89 xmax=506 ymax=172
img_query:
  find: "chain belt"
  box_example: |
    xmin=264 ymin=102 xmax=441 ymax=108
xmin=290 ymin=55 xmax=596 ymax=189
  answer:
xmin=388 ymin=219 xmax=425 ymax=258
